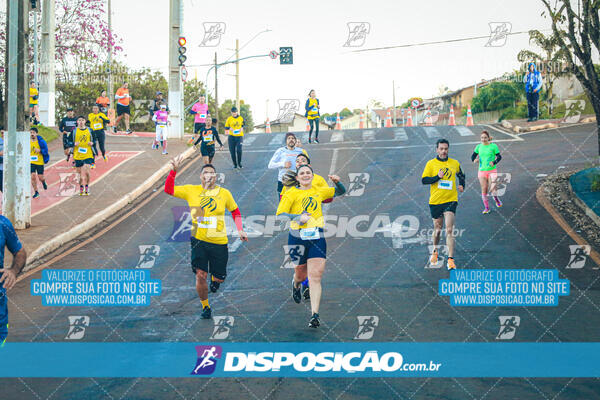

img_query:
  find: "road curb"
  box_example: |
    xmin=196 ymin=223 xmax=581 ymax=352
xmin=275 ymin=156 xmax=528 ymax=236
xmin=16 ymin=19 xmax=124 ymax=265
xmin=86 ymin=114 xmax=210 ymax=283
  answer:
xmin=24 ymin=145 xmax=197 ymax=272
xmin=536 ymin=185 xmax=600 ymax=268
xmin=568 ymin=175 xmax=600 ymax=228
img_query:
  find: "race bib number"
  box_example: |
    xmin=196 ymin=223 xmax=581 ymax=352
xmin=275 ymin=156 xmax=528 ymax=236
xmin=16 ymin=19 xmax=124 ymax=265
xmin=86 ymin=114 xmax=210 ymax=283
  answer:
xmin=92 ymin=122 xmax=102 ymax=130
xmin=300 ymin=227 xmax=320 ymax=241
xmin=196 ymin=216 xmax=217 ymax=229
xmin=311 ymin=107 xmax=318 ymax=112
xmin=78 ymin=147 xmax=88 ymax=154
xmin=199 ymin=114 xmax=207 ymax=119
xmin=233 ymin=129 xmax=241 ymax=135
xmin=438 ymin=179 xmax=453 ymax=190
xmin=31 ymin=155 xmax=38 ymax=162
xmin=203 ymin=134 xmax=214 ymax=142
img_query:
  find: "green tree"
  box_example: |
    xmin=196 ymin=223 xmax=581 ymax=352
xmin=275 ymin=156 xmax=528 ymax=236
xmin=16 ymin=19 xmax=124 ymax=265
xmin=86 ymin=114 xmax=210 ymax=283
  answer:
xmin=471 ymin=82 xmax=522 ymax=113
xmin=339 ymin=107 xmax=353 ymax=118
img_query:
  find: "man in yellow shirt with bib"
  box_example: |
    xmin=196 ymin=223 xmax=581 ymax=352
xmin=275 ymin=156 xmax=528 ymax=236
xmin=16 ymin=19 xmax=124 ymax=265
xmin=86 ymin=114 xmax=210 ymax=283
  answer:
xmin=421 ymin=138 xmax=465 ymax=270
xmin=30 ymin=127 xmax=48 ymax=199
xmin=164 ymin=157 xmax=248 ymax=319
xmin=224 ymin=107 xmax=244 ymax=169
xmin=73 ymin=116 xmax=95 ymax=196
xmin=88 ymin=105 xmax=110 ymax=162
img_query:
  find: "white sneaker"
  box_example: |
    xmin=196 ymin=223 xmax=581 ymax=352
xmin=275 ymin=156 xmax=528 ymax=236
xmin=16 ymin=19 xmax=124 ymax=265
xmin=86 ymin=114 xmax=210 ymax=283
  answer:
xmin=162 ymin=150 xmax=168 ymax=155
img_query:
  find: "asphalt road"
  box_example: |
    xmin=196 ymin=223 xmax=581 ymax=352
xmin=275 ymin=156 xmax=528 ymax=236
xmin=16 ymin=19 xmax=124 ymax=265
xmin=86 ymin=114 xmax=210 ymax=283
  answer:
xmin=3 ymin=123 xmax=600 ymax=399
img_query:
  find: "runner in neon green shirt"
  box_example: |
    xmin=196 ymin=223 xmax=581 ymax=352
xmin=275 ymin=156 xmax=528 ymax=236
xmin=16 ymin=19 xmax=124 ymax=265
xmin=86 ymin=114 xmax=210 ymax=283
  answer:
xmin=471 ymin=130 xmax=503 ymax=214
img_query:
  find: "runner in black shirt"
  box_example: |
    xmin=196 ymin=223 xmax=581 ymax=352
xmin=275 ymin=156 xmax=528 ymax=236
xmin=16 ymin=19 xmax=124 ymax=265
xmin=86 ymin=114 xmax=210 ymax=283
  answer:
xmin=59 ymin=108 xmax=77 ymax=162
xmin=194 ymin=117 xmax=223 ymax=164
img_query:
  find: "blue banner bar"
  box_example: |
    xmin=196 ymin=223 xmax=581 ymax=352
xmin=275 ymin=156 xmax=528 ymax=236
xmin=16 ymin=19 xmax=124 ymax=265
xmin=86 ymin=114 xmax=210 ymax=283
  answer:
xmin=1 ymin=342 xmax=599 ymax=377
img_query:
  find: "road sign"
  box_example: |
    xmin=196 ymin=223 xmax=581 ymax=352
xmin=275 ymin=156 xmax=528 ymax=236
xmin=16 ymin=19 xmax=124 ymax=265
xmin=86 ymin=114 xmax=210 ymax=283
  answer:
xmin=181 ymin=66 xmax=188 ymax=82
xmin=411 ymin=99 xmax=420 ymax=108
xmin=279 ymin=47 xmax=293 ymax=64
xmin=269 ymin=50 xmax=279 ymax=60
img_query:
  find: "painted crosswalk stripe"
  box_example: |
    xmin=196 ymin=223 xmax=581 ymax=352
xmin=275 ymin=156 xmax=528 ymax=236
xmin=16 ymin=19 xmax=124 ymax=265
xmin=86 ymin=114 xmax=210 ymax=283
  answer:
xmin=362 ymin=130 xmax=375 ymax=141
xmin=330 ymin=132 xmax=344 ymax=142
xmin=269 ymin=133 xmax=285 ymax=145
xmin=243 ymin=136 xmax=257 ymax=146
xmin=455 ymin=126 xmax=474 ymax=136
xmin=423 ymin=127 xmax=440 ymax=138
xmin=393 ymin=128 xmax=408 ymax=141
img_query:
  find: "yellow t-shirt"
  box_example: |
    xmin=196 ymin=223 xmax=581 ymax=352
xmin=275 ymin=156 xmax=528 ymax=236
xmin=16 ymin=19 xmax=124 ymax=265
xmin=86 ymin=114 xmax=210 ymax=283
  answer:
xmin=30 ymin=140 xmax=44 ymax=165
xmin=276 ymin=185 xmax=335 ymax=230
xmin=225 ymin=116 xmax=244 ymax=137
xmin=421 ymin=157 xmax=462 ymax=205
xmin=29 ymin=88 xmax=39 ymax=105
xmin=173 ymin=185 xmax=238 ymax=245
xmin=280 ymin=173 xmax=329 ymax=196
xmin=73 ymin=128 xmax=94 ymax=161
xmin=88 ymin=112 xmax=108 ymax=131
xmin=307 ymin=98 xmax=319 ymax=120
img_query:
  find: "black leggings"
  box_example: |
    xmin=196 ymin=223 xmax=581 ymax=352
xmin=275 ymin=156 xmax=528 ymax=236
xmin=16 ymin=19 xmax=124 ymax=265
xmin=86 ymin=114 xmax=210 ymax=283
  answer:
xmin=228 ymin=136 xmax=243 ymax=167
xmin=309 ymin=118 xmax=320 ymax=140
xmin=92 ymin=130 xmax=106 ymax=157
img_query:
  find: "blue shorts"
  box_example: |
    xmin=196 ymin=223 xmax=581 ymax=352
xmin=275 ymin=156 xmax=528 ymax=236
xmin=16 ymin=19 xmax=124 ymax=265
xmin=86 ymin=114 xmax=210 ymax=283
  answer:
xmin=288 ymin=228 xmax=326 ymax=265
xmin=0 ymin=290 xmax=7 ymax=344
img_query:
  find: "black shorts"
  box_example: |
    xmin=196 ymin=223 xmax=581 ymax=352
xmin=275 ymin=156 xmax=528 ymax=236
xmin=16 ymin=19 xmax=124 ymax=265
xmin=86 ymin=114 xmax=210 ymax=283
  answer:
xmin=429 ymin=201 xmax=458 ymax=219
xmin=191 ymin=237 xmax=229 ymax=280
xmin=277 ymin=181 xmax=284 ymax=194
xmin=62 ymin=133 xmax=74 ymax=150
xmin=194 ymin=122 xmax=206 ymax=134
xmin=116 ymin=104 xmax=130 ymax=116
xmin=287 ymin=228 xmax=327 ymax=265
xmin=200 ymin=143 xmax=215 ymax=158
xmin=74 ymin=158 xmax=94 ymax=168
xmin=30 ymin=164 xmax=44 ymax=175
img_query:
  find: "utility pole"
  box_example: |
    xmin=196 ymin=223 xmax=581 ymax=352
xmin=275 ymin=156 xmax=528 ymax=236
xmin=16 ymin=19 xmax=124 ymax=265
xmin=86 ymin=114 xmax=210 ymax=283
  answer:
xmin=39 ymin=0 xmax=55 ymax=126
xmin=214 ymin=52 xmax=219 ymax=132
xmin=167 ymin=0 xmax=183 ymax=138
xmin=107 ymin=0 xmax=113 ymax=112
xmin=33 ymin=9 xmax=39 ymax=85
xmin=235 ymin=39 xmax=240 ymax=111
xmin=392 ymin=80 xmax=396 ymax=127
xmin=4 ymin=0 xmax=31 ymax=228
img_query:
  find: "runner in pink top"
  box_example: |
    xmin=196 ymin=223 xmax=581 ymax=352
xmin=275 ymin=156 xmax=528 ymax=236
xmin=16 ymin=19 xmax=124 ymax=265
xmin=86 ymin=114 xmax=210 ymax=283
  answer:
xmin=189 ymin=95 xmax=209 ymax=144
xmin=152 ymin=104 xmax=170 ymax=155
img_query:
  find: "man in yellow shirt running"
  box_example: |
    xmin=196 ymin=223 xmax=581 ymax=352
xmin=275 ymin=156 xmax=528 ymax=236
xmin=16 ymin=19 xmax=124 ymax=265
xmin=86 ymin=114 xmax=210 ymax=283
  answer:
xmin=73 ymin=116 xmax=95 ymax=196
xmin=421 ymin=139 xmax=465 ymax=270
xmin=29 ymin=81 xmax=40 ymax=126
xmin=224 ymin=107 xmax=244 ymax=169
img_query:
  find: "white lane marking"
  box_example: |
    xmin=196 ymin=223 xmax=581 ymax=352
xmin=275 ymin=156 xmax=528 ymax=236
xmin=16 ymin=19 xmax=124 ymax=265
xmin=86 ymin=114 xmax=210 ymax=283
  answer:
xmin=330 ymin=132 xmax=344 ymax=142
xmin=455 ymin=126 xmax=474 ymax=136
xmin=362 ymin=130 xmax=375 ymax=141
xmin=423 ymin=127 xmax=440 ymax=138
xmin=393 ymin=128 xmax=408 ymax=141
xmin=243 ymin=136 xmax=257 ymax=146
xmin=269 ymin=133 xmax=285 ymax=146
xmin=228 ymin=238 xmax=242 ymax=252
xmin=329 ymin=148 xmax=339 ymax=175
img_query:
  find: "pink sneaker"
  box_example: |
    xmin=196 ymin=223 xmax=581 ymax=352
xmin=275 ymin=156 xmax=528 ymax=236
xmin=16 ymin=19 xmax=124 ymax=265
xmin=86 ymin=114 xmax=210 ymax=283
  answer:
xmin=482 ymin=207 xmax=491 ymax=214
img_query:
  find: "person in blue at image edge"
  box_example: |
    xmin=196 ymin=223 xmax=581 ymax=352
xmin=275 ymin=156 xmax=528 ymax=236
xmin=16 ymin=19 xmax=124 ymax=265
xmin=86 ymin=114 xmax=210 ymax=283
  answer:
xmin=0 ymin=216 xmax=28 ymax=346
xmin=525 ymin=62 xmax=543 ymax=122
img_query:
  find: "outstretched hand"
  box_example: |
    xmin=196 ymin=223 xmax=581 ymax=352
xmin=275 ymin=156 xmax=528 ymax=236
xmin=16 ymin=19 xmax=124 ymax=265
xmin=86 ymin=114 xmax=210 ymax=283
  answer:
xmin=170 ymin=155 xmax=184 ymax=172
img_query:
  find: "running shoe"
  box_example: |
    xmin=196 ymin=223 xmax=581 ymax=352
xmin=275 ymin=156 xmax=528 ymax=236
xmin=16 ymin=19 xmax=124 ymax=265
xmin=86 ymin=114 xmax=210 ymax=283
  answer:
xmin=79 ymin=189 xmax=84 ymax=196
xmin=233 ymin=166 xmax=238 ymax=170
xmin=447 ymin=258 xmax=456 ymax=270
xmin=32 ymin=191 xmax=40 ymax=199
xmin=308 ymin=139 xmax=312 ymax=144
xmin=126 ymin=129 xmax=132 ymax=134
xmin=494 ymin=198 xmax=503 ymax=208
xmin=308 ymin=313 xmax=320 ymax=328
xmin=84 ymin=190 xmax=90 ymax=196
xmin=90 ymin=163 xmax=96 ymax=170
xmin=201 ymin=306 xmax=212 ymax=319
xmin=292 ymin=279 xmax=302 ymax=304
xmin=302 ymin=283 xmax=310 ymax=300
xmin=482 ymin=207 xmax=491 ymax=214
xmin=209 ymin=277 xmax=221 ymax=293
xmin=238 ymin=164 xmax=243 ymax=169
xmin=103 ymin=155 xmax=108 ymax=162
xmin=429 ymin=249 xmax=438 ymax=265
xmin=314 ymin=138 xmax=319 ymax=143
xmin=42 ymin=181 xmax=47 ymax=190
xmin=162 ymin=150 xmax=168 ymax=155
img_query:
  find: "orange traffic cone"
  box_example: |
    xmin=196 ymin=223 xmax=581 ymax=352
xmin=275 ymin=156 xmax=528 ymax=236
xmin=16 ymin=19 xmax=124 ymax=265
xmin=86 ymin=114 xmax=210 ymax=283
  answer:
xmin=425 ymin=108 xmax=433 ymax=126
xmin=306 ymin=119 xmax=310 ymax=132
xmin=466 ymin=106 xmax=474 ymax=126
xmin=406 ymin=109 xmax=413 ymax=127
xmin=265 ymin=118 xmax=272 ymax=134
xmin=359 ymin=111 xmax=365 ymax=129
xmin=335 ymin=112 xmax=342 ymax=130
xmin=448 ymin=105 xmax=456 ymax=126
xmin=384 ymin=109 xmax=392 ymax=128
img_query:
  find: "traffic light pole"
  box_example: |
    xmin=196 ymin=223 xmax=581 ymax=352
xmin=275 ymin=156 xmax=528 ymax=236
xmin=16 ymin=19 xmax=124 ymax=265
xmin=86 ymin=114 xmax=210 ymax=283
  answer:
xmin=167 ymin=0 xmax=183 ymax=139
xmin=4 ymin=0 xmax=31 ymax=228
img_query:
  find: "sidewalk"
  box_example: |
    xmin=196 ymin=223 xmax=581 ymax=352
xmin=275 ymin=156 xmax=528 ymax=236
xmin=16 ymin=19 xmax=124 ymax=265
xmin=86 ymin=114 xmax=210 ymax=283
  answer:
xmin=12 ymin=132 xmax=203 ymax=271
xmin=500 ymin=115 xmax=596 ymax=133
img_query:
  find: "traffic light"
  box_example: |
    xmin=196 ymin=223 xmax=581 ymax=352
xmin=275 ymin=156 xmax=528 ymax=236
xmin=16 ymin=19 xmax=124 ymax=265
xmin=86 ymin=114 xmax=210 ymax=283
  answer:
xmin=279 ymin=47 xmax=293 ymax=65
xmin=178 ymin=37 xmax=187 ymax=67
xmin=30 ymin=0 xmax=38 ymax=9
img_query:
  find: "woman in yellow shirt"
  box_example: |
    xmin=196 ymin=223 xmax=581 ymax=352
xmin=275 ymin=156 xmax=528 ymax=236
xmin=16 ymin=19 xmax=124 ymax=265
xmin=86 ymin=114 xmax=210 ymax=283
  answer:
xmin=304 ymin=89 xmax=320 ymax=143
xmin=276 ymin=164 xmax=346 ymax=328
xmin=29 ymin=81 xmax=40 ymax=125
